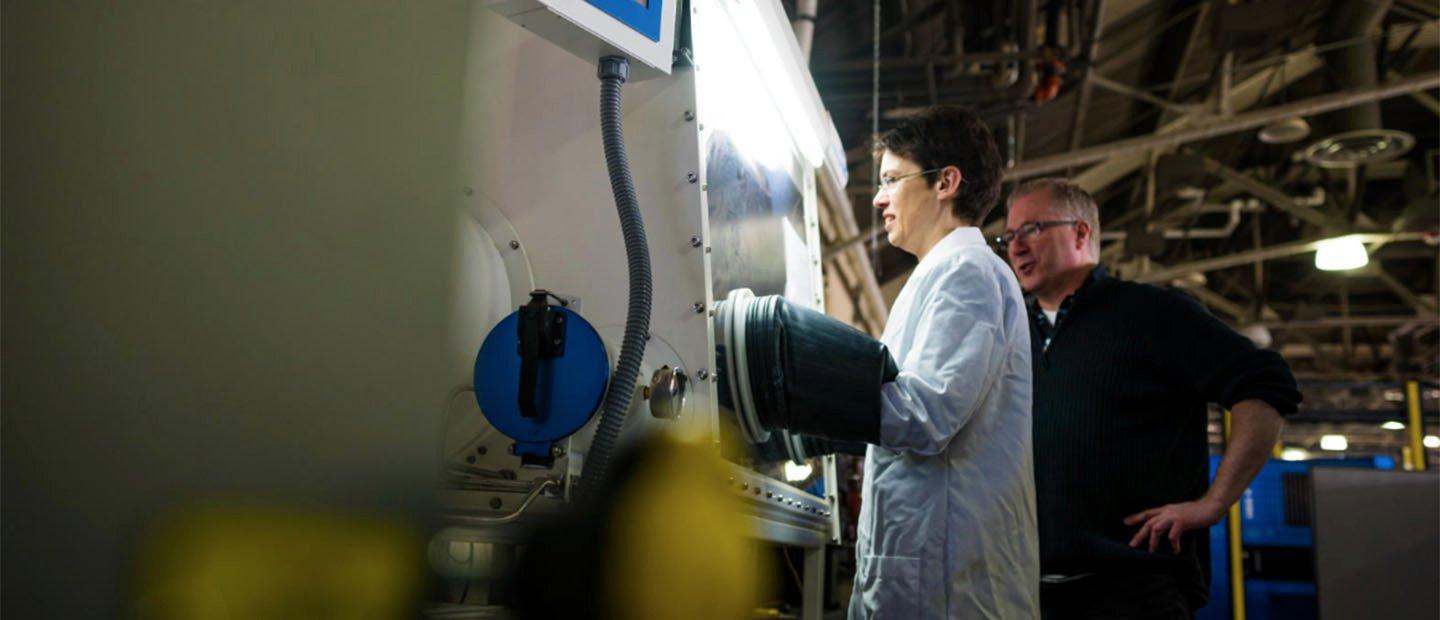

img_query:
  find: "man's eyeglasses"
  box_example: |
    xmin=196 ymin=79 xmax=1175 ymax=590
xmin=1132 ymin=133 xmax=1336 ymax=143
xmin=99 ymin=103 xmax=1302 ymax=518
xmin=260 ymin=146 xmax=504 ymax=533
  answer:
xmin=994 ymin=220 xmax=1079 ymax=252
xmin=875 ymin=168 xmax=946 ymax=194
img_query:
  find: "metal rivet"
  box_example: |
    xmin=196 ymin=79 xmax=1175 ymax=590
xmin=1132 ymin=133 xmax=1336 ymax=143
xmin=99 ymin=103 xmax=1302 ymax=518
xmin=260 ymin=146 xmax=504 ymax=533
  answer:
xmin=689 ymin=235 xmax=702 ymax=247
xmin=687 ymin=172 xmax=698 ymax=184
xmin=696 ymin=368 xmax=709 ymax=380
xmin=466 ymin=455 xmax=476 ymax=464
xmin=552 ymin=445 xmax=565 ymax=458
xmin=509 ymin=240 xmax=520 ymax=250
xmin=477 ymin=446 xmax=487 ymax=455
xmin=684 ymin=110 xmax=695 ymax=121
xmin=692 ymin=302 xmax=705 ymax=314
xmin=489 ymin=497 xmax=502 ymax=509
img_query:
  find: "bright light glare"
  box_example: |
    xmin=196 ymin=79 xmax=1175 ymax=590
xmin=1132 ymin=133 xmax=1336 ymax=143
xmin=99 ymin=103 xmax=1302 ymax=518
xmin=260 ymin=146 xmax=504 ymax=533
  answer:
xmin=1319 ymin=434 xmax=1349 ymax=451
xmin=693 ymin=3 xmax=796 ymax=170
xmin=1280 ymin=448 xmax=1308 ymax=461
xmin=784 ymin=461 xmax=814 ymax=482
xmin=695 ymin=0 xmax=824 ymax=168
xmin=1425 ymin=435 xmax=1440 ymax=449
xmin=1381 ymin=421 xmax=1406 ymax=430
xmin=1314 ymin=235 xmax=1369 ymax=271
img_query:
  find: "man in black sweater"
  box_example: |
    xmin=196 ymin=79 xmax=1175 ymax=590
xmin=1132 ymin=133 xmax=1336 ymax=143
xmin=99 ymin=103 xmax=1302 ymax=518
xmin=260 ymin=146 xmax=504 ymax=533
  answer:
xmin=998 ymin=178 xmax=1302 ymax=619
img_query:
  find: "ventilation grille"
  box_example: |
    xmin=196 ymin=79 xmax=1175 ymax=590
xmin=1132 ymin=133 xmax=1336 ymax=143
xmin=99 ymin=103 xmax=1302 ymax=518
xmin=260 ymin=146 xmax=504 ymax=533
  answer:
xmin=1282 ymin=472 xmax=1313 ymax=527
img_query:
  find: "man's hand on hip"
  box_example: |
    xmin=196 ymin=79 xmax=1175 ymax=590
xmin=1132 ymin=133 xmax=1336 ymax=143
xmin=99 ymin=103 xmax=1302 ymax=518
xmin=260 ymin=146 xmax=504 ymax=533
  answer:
xmin=1124 ymin=499 xmax=1226 ymax=554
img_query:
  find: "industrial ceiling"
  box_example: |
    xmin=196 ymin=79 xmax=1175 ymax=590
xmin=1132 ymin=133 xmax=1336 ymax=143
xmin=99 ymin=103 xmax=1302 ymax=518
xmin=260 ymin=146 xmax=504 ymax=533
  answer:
xmin=793 ymin=0 xmax=1440 ymax=456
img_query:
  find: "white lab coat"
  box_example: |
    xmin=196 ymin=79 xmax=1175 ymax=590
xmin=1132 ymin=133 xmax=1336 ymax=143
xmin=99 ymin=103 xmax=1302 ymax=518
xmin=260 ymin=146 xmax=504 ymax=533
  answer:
xmin=849 ymin=227 xmax=1040 ymax=619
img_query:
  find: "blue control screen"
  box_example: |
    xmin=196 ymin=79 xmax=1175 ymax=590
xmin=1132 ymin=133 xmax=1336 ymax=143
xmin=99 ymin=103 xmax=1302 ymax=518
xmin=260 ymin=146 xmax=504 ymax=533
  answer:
xmin=586 ymin=0 xmax=663 ymax=42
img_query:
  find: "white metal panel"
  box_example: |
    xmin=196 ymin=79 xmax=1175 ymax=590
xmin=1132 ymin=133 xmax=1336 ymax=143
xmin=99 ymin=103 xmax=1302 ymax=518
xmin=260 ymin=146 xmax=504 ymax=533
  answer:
xmin=454 ymin=8 xmax=839 ymax=554
xmin=457 ymin=9 xmax=715 ymax=471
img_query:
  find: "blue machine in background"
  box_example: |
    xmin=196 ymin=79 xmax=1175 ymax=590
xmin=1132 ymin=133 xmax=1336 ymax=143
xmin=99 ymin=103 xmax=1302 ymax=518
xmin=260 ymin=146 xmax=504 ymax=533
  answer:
xmin=1197 ymin=455 xmax=1397 ymax=620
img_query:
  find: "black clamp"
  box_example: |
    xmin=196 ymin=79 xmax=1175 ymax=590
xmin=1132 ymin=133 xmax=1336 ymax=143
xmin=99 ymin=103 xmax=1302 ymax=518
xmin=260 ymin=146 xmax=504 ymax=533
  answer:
xmin=517 ymin=290 xmax=569 ymax=419
xmin=597 ymin=55 xmax=630 ymax=83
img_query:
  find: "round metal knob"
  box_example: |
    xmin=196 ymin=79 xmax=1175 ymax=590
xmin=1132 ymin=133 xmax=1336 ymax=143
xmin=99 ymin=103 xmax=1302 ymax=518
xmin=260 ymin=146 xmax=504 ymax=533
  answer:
xmin=648 ymin=365 xmax=689 ymax=420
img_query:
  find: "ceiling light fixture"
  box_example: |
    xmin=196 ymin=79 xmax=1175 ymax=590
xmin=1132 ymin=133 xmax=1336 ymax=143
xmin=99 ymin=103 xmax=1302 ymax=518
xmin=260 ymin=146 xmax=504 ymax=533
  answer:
xmin=1258 ymin=117 xmax=1311 ymax=145
xmin=1314 ymin=235 xmax=1369 ymax=271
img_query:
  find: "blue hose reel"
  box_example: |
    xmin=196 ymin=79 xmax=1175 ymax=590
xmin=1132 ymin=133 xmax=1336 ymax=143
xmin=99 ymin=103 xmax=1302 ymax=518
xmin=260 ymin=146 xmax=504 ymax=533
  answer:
xmin=474 ymin=290 xmax=610 ymax=467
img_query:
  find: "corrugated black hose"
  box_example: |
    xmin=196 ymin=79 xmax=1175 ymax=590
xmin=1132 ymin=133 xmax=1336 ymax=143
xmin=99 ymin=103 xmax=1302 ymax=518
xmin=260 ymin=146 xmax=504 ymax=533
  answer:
xmin=576 ymin=56 xmax=651 ymax=505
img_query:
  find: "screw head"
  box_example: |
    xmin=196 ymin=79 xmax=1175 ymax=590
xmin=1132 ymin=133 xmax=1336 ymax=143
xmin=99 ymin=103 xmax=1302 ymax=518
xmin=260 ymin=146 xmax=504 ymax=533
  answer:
xmin=687 ymin=172 xmax=698 ymax=183
xmin=683 ymin=110 xmax=696 ymax=121
xmin=689 ymin=235 xmax=702 ymax=247
xmin=509 ymin=240 xmax=520 ymax=250
xmin=476 ymin=446 xmax=487 ymax=455
xmin=692 ymin=302 xmax=705 ymax=314
xmin=489 ymin=497 xmax=503 ymax=510
xmin=696 ymin=368 xmax=709 ymax=380
xmin=466 ymin=455 xmax=476 ymax=464
xmin=463 ymin=187 xmax=474 ymax=196
xmin=551 ymin=445 xmax=565 ymax=458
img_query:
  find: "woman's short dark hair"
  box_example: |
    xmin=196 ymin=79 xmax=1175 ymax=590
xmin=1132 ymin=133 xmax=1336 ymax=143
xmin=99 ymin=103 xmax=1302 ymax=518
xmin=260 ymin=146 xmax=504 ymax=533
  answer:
xmin=875 ymin=105 xmax=1003 ymax=225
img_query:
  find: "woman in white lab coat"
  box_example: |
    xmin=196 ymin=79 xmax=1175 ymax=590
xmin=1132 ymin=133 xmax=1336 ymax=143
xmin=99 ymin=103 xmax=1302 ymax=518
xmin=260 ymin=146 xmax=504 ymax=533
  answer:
xmin=849 ymin=105 xmax=1039 ymax=619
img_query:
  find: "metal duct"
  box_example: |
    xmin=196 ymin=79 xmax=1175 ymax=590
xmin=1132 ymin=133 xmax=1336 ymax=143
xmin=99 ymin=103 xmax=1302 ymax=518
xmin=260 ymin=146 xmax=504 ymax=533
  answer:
xmin=792 ymin=0 xmax=818 ymax=61
xmin=1320 ymin=0 xmax=1392 ymax=133
xmin=1008 ymin=0 xmax=1041 ymax=100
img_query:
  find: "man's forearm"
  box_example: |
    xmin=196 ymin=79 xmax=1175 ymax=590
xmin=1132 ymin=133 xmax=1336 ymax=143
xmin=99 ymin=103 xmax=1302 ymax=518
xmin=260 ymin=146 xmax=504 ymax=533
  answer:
xmin=1203 ymin=399 xmax=1285 ymax=510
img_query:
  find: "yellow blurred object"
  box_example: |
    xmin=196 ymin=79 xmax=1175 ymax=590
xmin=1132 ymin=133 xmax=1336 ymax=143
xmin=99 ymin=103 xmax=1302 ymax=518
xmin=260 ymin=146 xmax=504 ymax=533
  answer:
xmin=134 ymin=506 xmax=422 ymax=620
xmin=602 ymin=434 xmax=766 ymax=620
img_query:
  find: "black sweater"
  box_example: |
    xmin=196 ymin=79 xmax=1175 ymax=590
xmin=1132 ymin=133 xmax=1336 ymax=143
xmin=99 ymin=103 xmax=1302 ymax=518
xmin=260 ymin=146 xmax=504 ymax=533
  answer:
xmin=1029 ymin=265 xmax=1301 ymax=606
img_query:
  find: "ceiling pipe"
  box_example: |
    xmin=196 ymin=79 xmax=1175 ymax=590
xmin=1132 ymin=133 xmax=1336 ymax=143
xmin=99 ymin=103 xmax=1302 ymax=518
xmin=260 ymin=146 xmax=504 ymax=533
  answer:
xmin=1068 ymin=0 xmax=1107 ymax=151
xmin=1202 ymin=157 xmax=1352 ymax=232
xmin=813 ymin=49 xmax=1044 ymax=73
xmin=792 ymin=0 xmax=819 ymax=61
xmin=1099 ymin=199 xmax=1253 ymax=241
xmin=1008 ymin=0 xmax=1041 ymax=101
xmin=1256 ymin=316 xmax=1440 ymax=329
xmin=1133 ymin=232 xmax=1430 ymax=284
xmin=1003 ymin=72 xmax=1440 ymax=181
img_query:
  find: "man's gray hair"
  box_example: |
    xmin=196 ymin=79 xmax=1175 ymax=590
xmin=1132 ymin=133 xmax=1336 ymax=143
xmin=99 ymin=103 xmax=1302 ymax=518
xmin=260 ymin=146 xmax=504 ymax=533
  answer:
xmin=1007 ymin=178 xmax=1101 ymax=257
